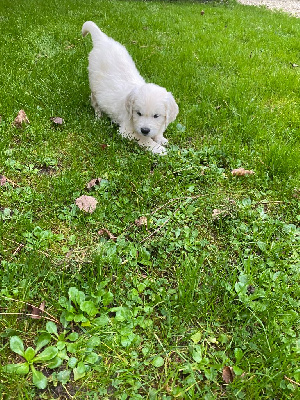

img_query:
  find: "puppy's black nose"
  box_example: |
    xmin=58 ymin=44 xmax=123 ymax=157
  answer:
xmin=141 ymin=127 xmax=150 ymax=135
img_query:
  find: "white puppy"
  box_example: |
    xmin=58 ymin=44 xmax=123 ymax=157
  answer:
xmin=82 ymin=21 xmax=178 ymax=155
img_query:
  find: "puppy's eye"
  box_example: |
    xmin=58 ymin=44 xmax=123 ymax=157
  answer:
xmin=153 ymin=114 xmax=160 ymax=118
xmin=136 ymin=111 xmax=142 ymax=116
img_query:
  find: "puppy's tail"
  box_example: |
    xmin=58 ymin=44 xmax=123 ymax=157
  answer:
xmin=82 ymin=21 xmax=106 ymax=45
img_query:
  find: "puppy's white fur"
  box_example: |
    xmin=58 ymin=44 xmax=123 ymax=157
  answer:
xmin=82 ymin=21 xmax=178 ymax=154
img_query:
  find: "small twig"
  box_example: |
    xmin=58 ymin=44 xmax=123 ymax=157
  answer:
xmin=1 ymin=296 xmax=59 ymax=323
xmin=62 ymin=383 xmax=74 ymax=399
xmin=1 ymin=176 xmax=19 ymax=187
xmin=284 ymin=376 xmax=300 ymax=387
xmin=259 ymin=200 xmax=283 ymax=204
xmin=153 ymin=332 xmax=167 ymax=354
xmin=0 ymin=312 xmax=59 ymax=323
xmin=9 ymin=243 xmax=25 ymax=261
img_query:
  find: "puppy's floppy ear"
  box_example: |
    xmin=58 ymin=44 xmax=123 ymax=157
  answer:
xmin=165 ymin=92 xmax=179 ymax=126
xmin=125 ymin=88 xmax=137 ymax=117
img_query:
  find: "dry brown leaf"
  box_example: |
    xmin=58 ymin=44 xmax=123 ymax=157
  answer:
xmin=75 ymin=195 xmax=98 ymax=213
xmin=86 ymin=177 xmax=102 ymax=190
xmin=13 ymin=110 xmax=30 ymax=128
xmin=231 ymin=168 xmax=254 ymax=176
xmin=50 ymin=116 xmax=64 ymax=125
xmin=135 ymin=216 xmax=148 ymax=227
xmin=212 ymin=208 xmax=227 ymax=220
xmin=222 ymin=366 xmax=234 ymax=383
xmin=98 ymin=228 xmax=117 ymax=241
xmin=30 ymin=301 xmax=45 ymax=320
xmin=0 ymin=175 xmax=7 ymax=186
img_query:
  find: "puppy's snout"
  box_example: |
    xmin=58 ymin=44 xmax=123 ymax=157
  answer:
xmin=141 ymin=127 xmax=150 ymax=135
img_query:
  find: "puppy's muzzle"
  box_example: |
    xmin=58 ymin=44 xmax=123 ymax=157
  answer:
xmin=141 ymin=127 xmax=150 ymax=136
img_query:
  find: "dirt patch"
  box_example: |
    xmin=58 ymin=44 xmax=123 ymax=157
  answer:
xmin=237 ymin=0 xmax=300 ymax=17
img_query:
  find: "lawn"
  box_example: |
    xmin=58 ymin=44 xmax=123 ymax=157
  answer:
xmin=0 ymin=0 xmax=299 ymax=398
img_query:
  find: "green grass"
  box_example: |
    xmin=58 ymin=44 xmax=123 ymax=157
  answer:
xmin=0 ymin=0 xmax=299 ymax=398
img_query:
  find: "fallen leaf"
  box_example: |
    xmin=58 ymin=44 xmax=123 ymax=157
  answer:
xmin=135 ymin=216 xmax=147 ymax=227
xmin=98 ymin=228 xmax=117 ymax=241
xmin=86 ymin=178 xmax=102 ymax=190
xmin=0 ymin=175 xmax=7 ymax=186
xmin=222 ymin=366 xmax=234 ymax=383
xmin=292 ymin=189 xmax=299 ymax=199
xmin=231 ymin=168 xmax=254 ymax=176
xmin=291 ymin=63 xmax=299 ymax=68
xmin=212 ymin=208 xmax=227 ymax=220
xmin=247 ymin=285 xmax=255 ymax=294
xmin=30 ymin=301 xmax=45 ymax=320
xmin=100 ymin=144 xmax=108 ymax=149
xmin=13 ymin=110 xmax=30 ymax=128
xmin=75 ymin=195 xmax=98 ymax=213
xmin=50 ymin=116 xmax=64 ymax=125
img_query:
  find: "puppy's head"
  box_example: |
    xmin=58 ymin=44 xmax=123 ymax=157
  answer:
xmin=125 ymin=83 xmax=178 ymax=138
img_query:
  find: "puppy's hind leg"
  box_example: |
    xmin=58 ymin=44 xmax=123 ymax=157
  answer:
xmin=90 ymin=92 xmax=102 ymax=119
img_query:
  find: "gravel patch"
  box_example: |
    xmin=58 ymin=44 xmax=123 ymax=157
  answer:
xmin=236 ymin=0 xmax=300 ymax=18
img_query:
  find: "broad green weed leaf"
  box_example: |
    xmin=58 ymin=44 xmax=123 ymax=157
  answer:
xmin=257 ymin=241 xmax=267 ymax=252
xmin=67 ymin=332 xmax=79 ymax=341
xmin=4 ymin=362 xmax=29 ymax=375
xmin=94 ymin=314 xmax=110 ymax=327
xmin=233 ymin=365 xmax=243 ymax=375
xmin=86 ymin=336 xmax=101 ymax=348
xmin=84 ymin=352 xmax=99 ymax=364
xmin=58 ymin=296 xmax=69 ymax=309
xmin=67 ymin=342 xmax=78 ymax=353
xmin=99 ymin=280 xmax=109 ymax=289
xmin=10 ymin=336 xmax=25 ymax=356
xmin=80 ymin=300 xmax=98 ymax=317
xmin=81 ymin=320 xmax=91 ymax=327
xmin=234 ymin=348 xmax=244 ymax=363
xmin=65 ymin=311 xmax=75 ymax=321
xmin=57 ymin=340 xmax=66 ymax=350
xmin=74 ymin=313 xmax=87 ymax=322
xmin=46 ymin=321 xmax=58 ymax=336
xmin=191 ymin=331 xmax=202 ymax=344
xmin=192 ymin=347 xmax=202 ymax=363
xmin=35 ymin=332 xmax=51 ymax=352
xmin=68 ymin=287 xmax=85 ymax=305
xmin=73 ymin=361 xmax=86 ymax=381
xmin=34 ymin=346 xmax=58 ymax=362
xmin=68 ymin=356 xmax=78 ymax=368
xmin=102 ymin=291 xmax=113 ymax=306
xmin=31 ymin=365 xmax=48 ymax=389
xmin=152 ymin=356 xmax=164 ymax=368
xmin=121 ymin=331 xmax=136 ymax=347
xmin=111 ymin=306 xmax=131 ymax=322
xmin=204 ymin=367 xmax=217 ymax=381
xmin=24 ymin=347 xmax=36 ymax=362
xmin=57 ymin=369 xmax=71 ymax=384
xmin=47 ymin=356 xmax=63 ymax=369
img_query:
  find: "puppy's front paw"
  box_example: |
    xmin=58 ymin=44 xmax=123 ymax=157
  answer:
xmin=157 ymin=137 xmax=169 ymax=146
xmin=152 ymin=144 xmax=167 ymax=155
